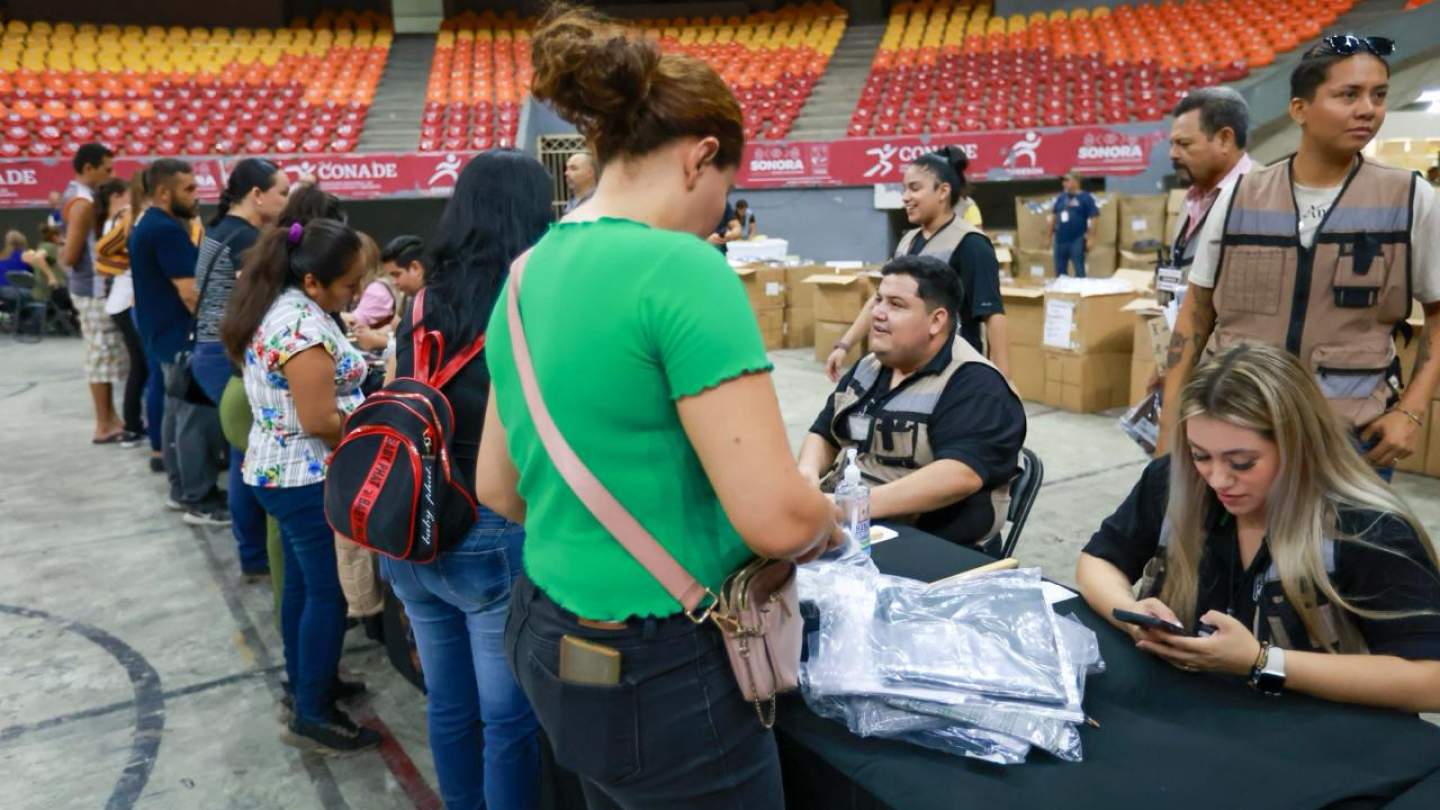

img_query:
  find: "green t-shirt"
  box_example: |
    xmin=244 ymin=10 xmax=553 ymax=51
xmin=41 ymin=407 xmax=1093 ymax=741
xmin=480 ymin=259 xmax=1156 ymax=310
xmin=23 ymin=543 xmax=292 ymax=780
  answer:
xmin=486 ymin=218 xmax=774 ymax=620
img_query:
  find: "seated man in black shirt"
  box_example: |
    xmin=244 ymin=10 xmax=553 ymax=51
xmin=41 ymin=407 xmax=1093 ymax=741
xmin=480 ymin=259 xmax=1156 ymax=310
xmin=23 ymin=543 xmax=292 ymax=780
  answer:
xmin=797 ymin=255 xmax=1026 ymax=548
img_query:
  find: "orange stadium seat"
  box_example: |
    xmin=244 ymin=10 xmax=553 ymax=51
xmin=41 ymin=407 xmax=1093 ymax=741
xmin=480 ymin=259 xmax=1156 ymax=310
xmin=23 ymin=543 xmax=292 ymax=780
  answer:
xmin=0 ymin=11 xmax=392 ymax=156
xmin=847 ymin=0 xmax=1357 ymax=138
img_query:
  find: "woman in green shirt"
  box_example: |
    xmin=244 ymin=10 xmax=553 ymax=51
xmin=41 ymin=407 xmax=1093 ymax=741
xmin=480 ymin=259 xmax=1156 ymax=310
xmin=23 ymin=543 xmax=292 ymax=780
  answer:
xmin=475 ymin=7 xmax=841 ymax=809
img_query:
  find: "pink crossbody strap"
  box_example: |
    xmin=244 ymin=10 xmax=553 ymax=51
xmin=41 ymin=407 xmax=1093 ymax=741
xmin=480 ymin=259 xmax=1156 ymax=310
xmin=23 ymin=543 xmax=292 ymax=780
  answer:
xmin=505 ymin=252 xmax=712 ymax=613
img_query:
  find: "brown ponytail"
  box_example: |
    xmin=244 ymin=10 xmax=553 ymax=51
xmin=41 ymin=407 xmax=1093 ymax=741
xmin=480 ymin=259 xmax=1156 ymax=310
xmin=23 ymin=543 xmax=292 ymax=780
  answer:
xmin=531 ymin=3 xmax=744 ymax=167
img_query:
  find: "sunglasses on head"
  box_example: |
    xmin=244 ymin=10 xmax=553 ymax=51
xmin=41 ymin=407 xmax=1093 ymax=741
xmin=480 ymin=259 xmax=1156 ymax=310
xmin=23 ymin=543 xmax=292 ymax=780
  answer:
xmin=1311 ymin=34 xmax=1395 ymax=58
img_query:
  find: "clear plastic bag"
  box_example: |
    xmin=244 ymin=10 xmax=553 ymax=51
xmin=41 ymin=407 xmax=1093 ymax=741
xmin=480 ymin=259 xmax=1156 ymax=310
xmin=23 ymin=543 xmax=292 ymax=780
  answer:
xmin=797 ymin=560 xmax=1104 ymax=764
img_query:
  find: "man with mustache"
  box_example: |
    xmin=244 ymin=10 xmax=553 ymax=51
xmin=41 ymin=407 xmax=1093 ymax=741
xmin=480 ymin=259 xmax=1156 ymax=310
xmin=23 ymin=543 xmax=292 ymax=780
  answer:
xmin=1157 ymin=37 xmax=1440 ymax=479
xmin=1163 ymin=87 xmax=1254 ymax=300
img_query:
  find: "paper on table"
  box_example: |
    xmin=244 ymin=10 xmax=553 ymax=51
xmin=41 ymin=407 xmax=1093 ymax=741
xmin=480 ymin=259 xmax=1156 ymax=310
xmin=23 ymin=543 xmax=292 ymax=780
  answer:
xmin=1042 ymin=299 xmax=1076 ymax=350
xmin=869 ymin=525 xmax=900 ymax=546
xmin=1041 ymin=581 xmax=1078 ymax=605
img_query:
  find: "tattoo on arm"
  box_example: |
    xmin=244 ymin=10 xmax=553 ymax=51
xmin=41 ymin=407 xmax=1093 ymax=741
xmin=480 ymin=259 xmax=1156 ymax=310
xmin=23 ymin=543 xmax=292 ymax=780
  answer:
xmin=1414 ymin=328 xmax=1431 ymax=380
xmin=1165 ymin=330 xmax=1186 ymax=371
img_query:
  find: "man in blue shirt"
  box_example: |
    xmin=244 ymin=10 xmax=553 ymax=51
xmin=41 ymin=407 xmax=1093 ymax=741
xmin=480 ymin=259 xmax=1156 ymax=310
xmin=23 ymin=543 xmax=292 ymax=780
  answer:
xmin=1047 ymin=172 xmax=1099 ymax=278
xmin=129 ymin=159 xmax=229 ymax=526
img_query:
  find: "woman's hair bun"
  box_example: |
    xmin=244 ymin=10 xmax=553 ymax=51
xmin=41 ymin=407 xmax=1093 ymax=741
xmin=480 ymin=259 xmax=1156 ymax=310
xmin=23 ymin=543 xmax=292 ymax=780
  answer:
xmin=531 ymin=4 xmax=660 ymax=151
xmin=938 ymin=144 xmax=969 ymax=175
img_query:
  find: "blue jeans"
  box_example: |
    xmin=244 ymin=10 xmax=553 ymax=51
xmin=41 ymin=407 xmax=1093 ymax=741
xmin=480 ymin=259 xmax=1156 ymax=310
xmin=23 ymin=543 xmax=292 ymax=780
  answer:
xmin=144 ymin=351 xmax=164 ymax=453
xmin=251 ymin=482 xmax=348 ymax=724
xmin=381 ymin=510 xmax=540 ymax=810
xmin=192 ymin=340 xmax=268 ymax=574
xmin=1054 ymin=237 xmax=1087 ymax=278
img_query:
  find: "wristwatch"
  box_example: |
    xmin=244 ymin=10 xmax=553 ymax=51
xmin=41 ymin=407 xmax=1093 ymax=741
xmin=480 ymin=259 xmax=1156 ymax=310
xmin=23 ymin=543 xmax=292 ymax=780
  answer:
xmin=1249 ymin=644 xmax=1286 ymax=696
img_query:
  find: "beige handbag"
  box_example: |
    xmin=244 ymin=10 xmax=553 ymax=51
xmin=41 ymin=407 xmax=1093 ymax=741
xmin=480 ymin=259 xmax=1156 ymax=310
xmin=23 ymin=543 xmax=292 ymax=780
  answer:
xmin=505 ymin=252 xmax=802 ymax=728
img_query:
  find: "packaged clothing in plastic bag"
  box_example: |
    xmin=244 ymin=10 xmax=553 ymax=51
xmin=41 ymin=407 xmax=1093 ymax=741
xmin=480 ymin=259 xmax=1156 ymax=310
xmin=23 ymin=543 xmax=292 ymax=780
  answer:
xmin=797 ymin=559 xmax=1104 ymax=764
xmin=871 ymin=569 xmax=1075 ymax=706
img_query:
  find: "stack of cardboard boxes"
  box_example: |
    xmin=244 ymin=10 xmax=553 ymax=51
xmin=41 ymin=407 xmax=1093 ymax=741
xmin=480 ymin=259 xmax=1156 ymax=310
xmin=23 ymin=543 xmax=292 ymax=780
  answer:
xmin=807 ymin=268 xmax=877 ymax=367
xmin=784 ymin=266 xmax=820 ymax=351
xmin=1117 ymin=194 xmax=1168 ymax=271
xmin=1011 ymin=192 xmax=1120 ymax=285
xmin=1039 ymin=285 xmax=1136 ymax=412
xmin=734 ymin=264 xmax=788 ymax=350
xmin=1000 ymin=286 xmax=1046 ymax=401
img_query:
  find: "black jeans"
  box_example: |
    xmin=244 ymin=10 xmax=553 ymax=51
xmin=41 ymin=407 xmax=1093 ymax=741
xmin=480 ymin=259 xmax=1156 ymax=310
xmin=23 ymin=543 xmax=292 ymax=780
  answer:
xmin=111 ymin=309 xmax=147 ymax=435
xmin=506 ymin=575 xmax=784 ymax=810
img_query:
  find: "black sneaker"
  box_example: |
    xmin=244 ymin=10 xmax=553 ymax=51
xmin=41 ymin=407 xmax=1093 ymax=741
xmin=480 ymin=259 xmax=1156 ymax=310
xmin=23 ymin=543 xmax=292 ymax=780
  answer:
xmin=119 ymin=431 xmax=145 ymax=448
xmin=280 ymin=709 xmax=381 ymax=755
xmin=149 ymin=456 xmax=165 ymax=474
xmin=183 ymin=505 xmax=232 ymax=527
xmin=277 ymin=677 xmax=370 ymax=724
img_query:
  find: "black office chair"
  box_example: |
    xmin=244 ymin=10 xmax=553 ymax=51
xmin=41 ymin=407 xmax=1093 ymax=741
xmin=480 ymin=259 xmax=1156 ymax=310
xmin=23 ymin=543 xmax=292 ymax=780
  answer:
xmin=978 ymin=447 xmax=1044 ymax=559
xmin=5 ymin=271 xmax=48 ymax=344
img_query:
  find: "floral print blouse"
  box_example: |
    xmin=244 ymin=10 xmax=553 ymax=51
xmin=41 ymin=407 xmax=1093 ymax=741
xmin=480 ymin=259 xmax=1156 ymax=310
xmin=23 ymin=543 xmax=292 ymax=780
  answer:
xmin=242 ymin=288 xmax=367 ymax=488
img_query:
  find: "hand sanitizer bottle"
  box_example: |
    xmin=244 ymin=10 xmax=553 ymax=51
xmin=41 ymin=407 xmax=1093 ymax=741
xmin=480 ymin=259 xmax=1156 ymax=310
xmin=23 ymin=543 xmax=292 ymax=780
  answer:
xmin=833 ymin=448 xmax=872 ymax=556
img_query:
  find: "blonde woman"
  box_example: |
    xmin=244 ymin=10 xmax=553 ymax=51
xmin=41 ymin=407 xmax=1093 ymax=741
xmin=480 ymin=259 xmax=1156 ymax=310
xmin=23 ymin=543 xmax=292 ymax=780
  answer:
xmin=1077 ymin=344 xmax=1440 ymax=712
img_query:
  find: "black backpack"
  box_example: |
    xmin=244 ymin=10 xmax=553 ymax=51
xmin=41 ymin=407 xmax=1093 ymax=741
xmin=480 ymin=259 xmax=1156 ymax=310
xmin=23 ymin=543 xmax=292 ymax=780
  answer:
xmin=325 ymin=290 xmax=485 ymax=563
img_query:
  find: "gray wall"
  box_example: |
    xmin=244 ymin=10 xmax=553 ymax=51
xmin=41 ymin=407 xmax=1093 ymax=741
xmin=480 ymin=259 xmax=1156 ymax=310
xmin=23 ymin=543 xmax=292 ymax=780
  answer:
xmin=738 ymin=187 xmax=894 ymax=263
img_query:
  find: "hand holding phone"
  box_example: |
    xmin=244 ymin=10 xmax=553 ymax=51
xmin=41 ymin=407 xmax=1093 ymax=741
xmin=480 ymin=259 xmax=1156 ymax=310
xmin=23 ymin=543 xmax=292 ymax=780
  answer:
xmin=1113 ymin=608 xmax=1192 ymax=636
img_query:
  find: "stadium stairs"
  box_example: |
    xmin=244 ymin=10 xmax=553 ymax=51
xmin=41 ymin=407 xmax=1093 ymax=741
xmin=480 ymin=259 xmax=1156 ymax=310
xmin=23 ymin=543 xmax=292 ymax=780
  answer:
xmin=357 ymin=34 xmax=435 ymax=152
xmin=787 ymin=22 xmax=887 ymax=141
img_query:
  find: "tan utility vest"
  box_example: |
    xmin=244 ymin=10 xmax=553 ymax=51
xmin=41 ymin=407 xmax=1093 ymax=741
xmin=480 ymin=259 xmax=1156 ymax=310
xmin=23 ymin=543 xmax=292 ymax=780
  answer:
xmin=894 ymin=215 xmax=984 ymax=261
xmin=819 ymin=336 xmax=1021 ymax=544
xmin=1212 ymin=156 xmax=1416 ymax=427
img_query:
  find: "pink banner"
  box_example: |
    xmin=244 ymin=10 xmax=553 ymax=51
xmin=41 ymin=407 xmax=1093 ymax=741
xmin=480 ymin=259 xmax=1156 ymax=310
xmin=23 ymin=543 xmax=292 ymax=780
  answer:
xmin=0 ymin=151 xmax=478 ymax=208
xmin=0 ymin=125 xmax=1165 ymax=207
xmin=736 ymin=124 xmax=1168 ymax=188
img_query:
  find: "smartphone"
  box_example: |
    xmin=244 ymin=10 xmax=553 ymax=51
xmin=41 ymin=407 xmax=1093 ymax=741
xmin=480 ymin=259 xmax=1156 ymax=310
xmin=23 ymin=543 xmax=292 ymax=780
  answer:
xmin=559 ymin=635 xmax=622 ymax=686
xmin=1112 ymin=608 xmax=1192 ymax=636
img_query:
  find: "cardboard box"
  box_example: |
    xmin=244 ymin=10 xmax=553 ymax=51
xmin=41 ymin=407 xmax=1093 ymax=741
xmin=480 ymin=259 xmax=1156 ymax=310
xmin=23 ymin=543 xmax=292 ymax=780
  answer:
xmin=735 ymin=265 xmax=787 ymax=311
xmin=755 ymin=307 xmax=785 ymax=350
xmin=988 ymin=229 xmax=1018 ymax=250
xmin=1013 ymin=249 xmax=1055 ymax=287
xmin=1041 ymin=288 xmax=1137 ymax=355
xmin=1166 ymin=189 xmax=1187 ymax=215
xmin=1119 ymin=194 xmax=1168 ymax=250
xmin=815 ymin=320 xmax=863 ymax=366
xmin=1010 ymin=344 xmax=1046 ymax=401
xmin=784 ymin=265 xmax=825 ymax=308
xmin=1015 ymin=195 xmax=1054 ymax=252
xmin=1043 ymin=350 xmax=1132 ymax=413
xmin=784 ymin=305 xmax=815 ymax=349
xmin=1086 ymin=245 xmax=1117 ymax=279
xmin=1124 ymin=299 xmax=1170 ymax=404
xmin=807 ymin=273 xmax=875 ymax=324
xmin=1424 ymin=402 xmax=1440 ymax=477
xmin=1112 ymin=268 xmax=1157 ymax=296
xmin=1001 ymin=286 xmax=1046 ymax=347
xmin=1119 ymin=248 xmax=1160 ymax=271
xmin=1090 ymin=192 xmax=1119 ymax=247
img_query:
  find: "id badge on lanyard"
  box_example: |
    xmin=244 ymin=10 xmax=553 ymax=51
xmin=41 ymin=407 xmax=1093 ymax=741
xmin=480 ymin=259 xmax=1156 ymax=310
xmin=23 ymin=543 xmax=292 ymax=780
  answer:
xmin=1060 ymin=210 xmax=1070 ymax=224
xmin=1156 ymin=265 xmax=1184 ymax=294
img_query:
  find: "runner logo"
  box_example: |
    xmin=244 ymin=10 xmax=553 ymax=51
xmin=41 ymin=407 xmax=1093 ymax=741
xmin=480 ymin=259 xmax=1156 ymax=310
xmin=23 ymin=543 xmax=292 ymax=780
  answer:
xmin=428 ymin=153 xmax=463 ymax=186
xmin=863 ymin=144 xmax=899 ymax=179
xmin=1003 ymin=132 xmax=1042 ymax=168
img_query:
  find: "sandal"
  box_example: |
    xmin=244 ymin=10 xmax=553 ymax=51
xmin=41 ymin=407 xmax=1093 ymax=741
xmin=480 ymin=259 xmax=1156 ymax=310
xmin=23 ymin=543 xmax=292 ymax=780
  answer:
xmin=92 ymin=431 xmax=126 ymax=445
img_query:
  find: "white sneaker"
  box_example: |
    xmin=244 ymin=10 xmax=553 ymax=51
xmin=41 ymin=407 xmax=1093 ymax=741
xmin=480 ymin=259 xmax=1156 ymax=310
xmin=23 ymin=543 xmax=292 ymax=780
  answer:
xmin=164 ymin=497 xmax=185 ymax=512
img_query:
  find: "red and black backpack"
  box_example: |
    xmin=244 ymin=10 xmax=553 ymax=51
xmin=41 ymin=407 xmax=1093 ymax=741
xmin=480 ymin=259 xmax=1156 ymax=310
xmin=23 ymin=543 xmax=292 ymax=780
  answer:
xmin=325 ymin=290 xmax=485 ymax=563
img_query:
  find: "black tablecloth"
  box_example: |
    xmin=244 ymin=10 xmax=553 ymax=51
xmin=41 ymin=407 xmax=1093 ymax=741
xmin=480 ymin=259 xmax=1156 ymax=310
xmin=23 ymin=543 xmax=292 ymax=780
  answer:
xmin=776 ymin=525 xmax=1440 ymax=810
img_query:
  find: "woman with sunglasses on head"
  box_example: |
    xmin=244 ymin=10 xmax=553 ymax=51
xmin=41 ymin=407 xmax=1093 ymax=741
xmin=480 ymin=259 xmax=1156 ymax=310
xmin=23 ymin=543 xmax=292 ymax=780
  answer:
xmin=1159 ymin=35 xmax=1440 ymax=477
xmin=1078 ymin=344 xmax=1440 ymax=711
xmin=473 ymin=5 xmax=843 ymax=807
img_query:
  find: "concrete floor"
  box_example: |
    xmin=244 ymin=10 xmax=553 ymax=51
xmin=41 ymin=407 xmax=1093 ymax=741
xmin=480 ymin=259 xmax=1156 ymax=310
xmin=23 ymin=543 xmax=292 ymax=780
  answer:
xmin=3 ymin=338 xmax=1438 ymax=809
